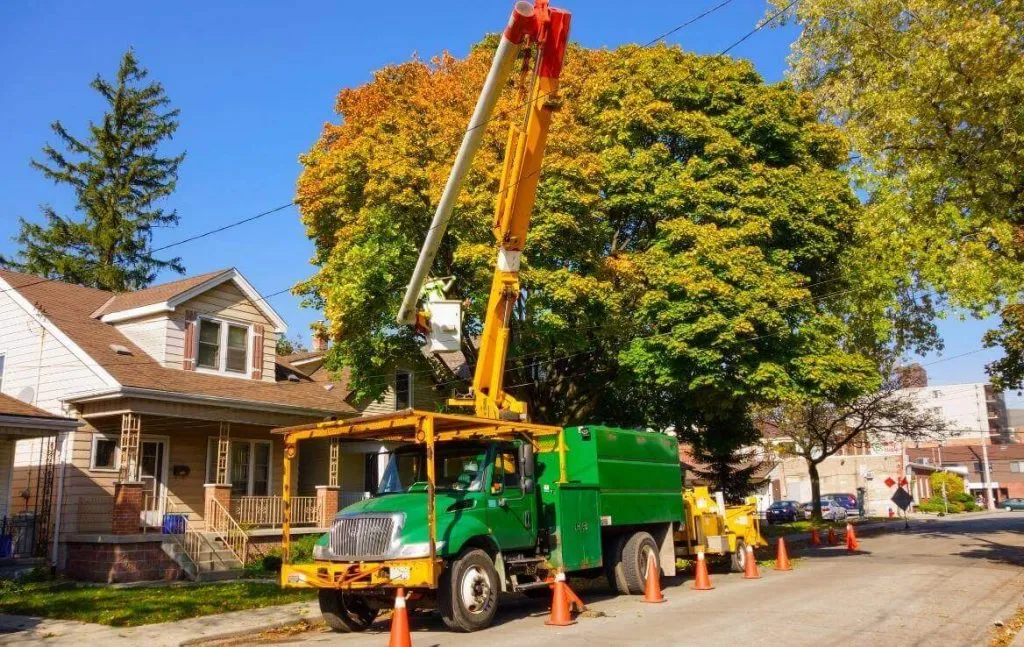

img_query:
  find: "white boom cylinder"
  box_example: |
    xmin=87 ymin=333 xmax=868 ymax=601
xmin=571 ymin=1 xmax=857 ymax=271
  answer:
xmin=396 ymin=2 xmax=534 ymax=325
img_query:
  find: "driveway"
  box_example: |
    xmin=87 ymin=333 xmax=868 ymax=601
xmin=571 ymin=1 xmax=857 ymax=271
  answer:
xmin=261 ymin=512 xmax=1024 ymax=646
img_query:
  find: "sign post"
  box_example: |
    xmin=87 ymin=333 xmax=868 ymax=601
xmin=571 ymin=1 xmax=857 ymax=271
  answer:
xmin=891 ymin=487 xmax=913 ymax=530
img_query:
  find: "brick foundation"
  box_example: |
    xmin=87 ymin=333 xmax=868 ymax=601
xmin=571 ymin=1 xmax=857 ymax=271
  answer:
xmin=64 ymin=538 xmax=183 ymax=583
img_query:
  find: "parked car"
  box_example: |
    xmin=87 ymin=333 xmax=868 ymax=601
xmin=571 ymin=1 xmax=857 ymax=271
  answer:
xmin=1000 ymin=498 xmax=1024 ymax=511
xmin=766 ymin=500 xmax=802 ymax=524
xmin=802 ymin=499 xmax=849 ymax=521
xmin=824 ymin=492 xmax=858 ymax=511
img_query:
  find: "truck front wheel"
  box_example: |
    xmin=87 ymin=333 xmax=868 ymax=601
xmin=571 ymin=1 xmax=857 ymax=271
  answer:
xmin=318 ymin=590 xmax=377 ymax=632
xmin=439 ymin=548 xmax=499 ymax=632
xmin=621 ymin=531 xmax=659 ymax=595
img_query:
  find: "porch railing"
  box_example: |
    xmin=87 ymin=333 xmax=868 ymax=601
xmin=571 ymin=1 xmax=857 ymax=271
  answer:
xmin=231 ymin=496 xmax=320 ymax=528
xmin=206 ymin=496 xmax=249 ymax=564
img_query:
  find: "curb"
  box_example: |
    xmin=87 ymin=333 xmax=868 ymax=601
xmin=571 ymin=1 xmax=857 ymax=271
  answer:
xmin=179 ymin=617 xmax=315 ymax=646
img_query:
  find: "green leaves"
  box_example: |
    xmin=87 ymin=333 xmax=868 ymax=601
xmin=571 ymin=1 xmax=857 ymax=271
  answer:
xmin=1 ymin=50 xmax=185 ymax=291
xmin=775 ymin=0 xmax=1024 ymax=375
xmin=298 ymin=42 xmax=875 ymax=432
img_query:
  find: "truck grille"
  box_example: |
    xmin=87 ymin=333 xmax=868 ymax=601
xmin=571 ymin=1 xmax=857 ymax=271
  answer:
xmin=329 ymin=515 xmax=396 ymax=558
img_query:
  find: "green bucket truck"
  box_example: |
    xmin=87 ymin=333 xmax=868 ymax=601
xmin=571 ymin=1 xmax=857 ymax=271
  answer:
xmin=277 ymin=411 xmax=684 ymax=632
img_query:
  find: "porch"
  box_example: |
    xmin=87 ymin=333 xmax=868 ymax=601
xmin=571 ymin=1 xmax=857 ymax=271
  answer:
xmin=59 ymin=398 xmax=376 ymax=579
xmin=0 ymin=395 xmax=79 ymax=562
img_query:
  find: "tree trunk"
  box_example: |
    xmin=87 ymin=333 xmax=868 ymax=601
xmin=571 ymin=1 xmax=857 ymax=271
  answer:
xmin=808 ymin=460 xmax=822 ymax=521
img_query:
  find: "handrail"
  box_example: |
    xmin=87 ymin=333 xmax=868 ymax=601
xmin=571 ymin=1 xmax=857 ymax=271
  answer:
xmin=232 ymin=496 xmax=320 ymax=527
xmin=206 ymin=496 xmax=250 ymax=565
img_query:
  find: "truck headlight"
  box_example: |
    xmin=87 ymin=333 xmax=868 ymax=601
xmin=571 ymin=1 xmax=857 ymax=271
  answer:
xmin=313 ymin=542 xmax=330 ymax=560
xmin=389 ymin=541 xmax=445 ymax=559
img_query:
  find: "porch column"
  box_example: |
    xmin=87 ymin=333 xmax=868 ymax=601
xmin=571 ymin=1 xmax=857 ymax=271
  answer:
xmin=113 ymin=413 xmax=142 ymax=534
xmin=316 ymin=486 xmax=339 ymax=528
xmin=316 ymin=438 xmax=341 ymax=527
xmin=204 ymin=422 xmax=232 ymax=522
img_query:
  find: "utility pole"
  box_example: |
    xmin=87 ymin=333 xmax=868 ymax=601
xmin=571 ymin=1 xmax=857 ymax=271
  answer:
xmin=937 ymin=442 xmax=947 ymax=515
xmin=976 ymin=385 xmax=996 ymax=511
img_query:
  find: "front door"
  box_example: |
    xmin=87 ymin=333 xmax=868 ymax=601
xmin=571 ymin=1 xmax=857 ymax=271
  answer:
xmin=139 ymin=439 xmax=166 ymax=527
xmin=487 ymin=445 xmax=537 ymax=550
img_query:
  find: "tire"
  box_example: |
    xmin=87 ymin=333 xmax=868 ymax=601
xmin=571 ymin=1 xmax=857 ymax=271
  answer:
xmin=319 ymin=590 xmax=378 ymax=633
xmin=729 ymin=538 xmax=747 ymax=573
xmin=621 ymin=531 xmax=658 ymax=595
xmin=604 ymin=534 xmax=629 ymax=594
xmin=439 ymin=548 xmax=499 ymax=632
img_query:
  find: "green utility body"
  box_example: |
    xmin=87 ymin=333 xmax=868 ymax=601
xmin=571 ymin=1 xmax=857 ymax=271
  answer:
xmin=536 ymin=425 xmax=684 ymax=572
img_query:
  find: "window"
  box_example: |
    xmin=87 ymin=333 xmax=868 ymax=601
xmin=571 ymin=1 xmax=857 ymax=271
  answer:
xmin=493 ymin=450 xmax=521 ymax=489
xmin=196 ymin=318 xmax=249 ymax=375
xmin=395 ymin=370 xmax=412 ymax=409
xmin=197 ymin=320 xmax=221 ymax=369
xmin=932 ymin=390 xmax=941 ymax=399
xmin=0 ymin=352 xmax=5 ymax=391
xmin=205 ymin=438 xmax=272 ymax=496
xmin=1010 ymin=461 xmax=1024 ymax=473
xmin=91 ymin=435 xmax=119 ymax=471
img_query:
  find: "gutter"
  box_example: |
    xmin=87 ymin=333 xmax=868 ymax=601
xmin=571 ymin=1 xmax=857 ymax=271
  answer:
xmin=0 ymin=415 xmax=81 ymax=432
xmin=66 ymin=386 xmax=351 ymax=419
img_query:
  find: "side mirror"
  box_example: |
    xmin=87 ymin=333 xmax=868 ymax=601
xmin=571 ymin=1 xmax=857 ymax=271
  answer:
xmin=519 ymin=442 xmax=535 ymax=493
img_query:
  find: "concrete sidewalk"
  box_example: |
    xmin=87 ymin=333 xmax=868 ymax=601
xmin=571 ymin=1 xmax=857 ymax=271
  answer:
xmin=0 ymin=600 xmax=319 ymax=647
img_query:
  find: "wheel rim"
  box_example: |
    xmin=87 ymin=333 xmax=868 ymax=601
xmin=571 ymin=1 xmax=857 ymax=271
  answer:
xmin=639 ymin=544 xmax=657 ymax=579
xmin=736 ymin=542 xmax=746 ymax=568
xmin=460 ymin=565 xmax=492 ymax=615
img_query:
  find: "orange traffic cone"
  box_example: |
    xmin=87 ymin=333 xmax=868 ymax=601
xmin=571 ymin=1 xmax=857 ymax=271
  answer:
xmin=774 ymin=537 xmax=792 ymax=571
xmin=545 ymin=571 xmax=579 ymax=626
xmin=809 ymin=528 xmax=821 ymax=547
xmin=827 ymin=526 xmax=839 ymax=546
xmin=642 ymin=554 xmax=665 ymax=603
xmin=691 ymin=550 xmax=714 ymax=590
xmin=389 ymin=587 xmax=411 ymax=647
xmin=742 ymin=544 xmax=761 ymax=579
xmin=846 ymin=522 xmax=860 ymax=551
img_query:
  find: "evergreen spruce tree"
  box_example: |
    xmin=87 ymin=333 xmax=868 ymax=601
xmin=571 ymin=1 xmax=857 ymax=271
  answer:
xmin=1 ymin=50 xmax=186 ymax=291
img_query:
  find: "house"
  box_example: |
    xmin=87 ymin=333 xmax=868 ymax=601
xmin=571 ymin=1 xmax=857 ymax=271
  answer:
xmin=907 ymin=444 xmax=1024 ymax=502
xmin=0 ymin=393 xmax=79 ymax=561
xmin=0 ymin=267 xmax=443 ymax=582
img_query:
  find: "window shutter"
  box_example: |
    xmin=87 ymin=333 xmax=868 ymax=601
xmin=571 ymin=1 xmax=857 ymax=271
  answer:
xmin=182 ymin=310 xmax=198 ymax=371
xmin=251 ymin=324 xmax=265 ymax=380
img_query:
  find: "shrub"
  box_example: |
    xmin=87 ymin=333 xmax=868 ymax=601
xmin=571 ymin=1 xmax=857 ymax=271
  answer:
xmin=930 ymin=472 xmax=966 ymax=499
xmin=247 ymin=534 xmax=321 ymax=574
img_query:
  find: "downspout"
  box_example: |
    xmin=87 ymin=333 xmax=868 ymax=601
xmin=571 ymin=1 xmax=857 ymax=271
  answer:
xmin=51 ymin=430 xmax=70 ymax=567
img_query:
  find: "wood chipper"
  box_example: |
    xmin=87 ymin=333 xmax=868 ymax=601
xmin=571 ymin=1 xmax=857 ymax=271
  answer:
xmin=675 ymin=486 xmax=767 ymax=572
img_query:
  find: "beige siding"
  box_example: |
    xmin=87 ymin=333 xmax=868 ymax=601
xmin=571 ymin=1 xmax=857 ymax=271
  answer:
xmin=164 ymin=317 xmax=186 ymax=369
xmin=113 ymin=315 xmax=167 ymax=364
xmin=0 ymin=291 xmax=109 ymax=415
xmin=360 ymin=366 xmax=441 ymax=415
xmin=176 ymin=283 xmax=279 ymax=383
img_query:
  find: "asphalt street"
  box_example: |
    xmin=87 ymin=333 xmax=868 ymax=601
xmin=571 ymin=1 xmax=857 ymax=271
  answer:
xmin=273 ymin=512 xmax=1024 ymax=646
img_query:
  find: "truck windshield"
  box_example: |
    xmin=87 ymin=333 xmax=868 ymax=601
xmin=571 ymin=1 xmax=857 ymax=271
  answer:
xmin=378 ymin=444 xmax=489 ymax=494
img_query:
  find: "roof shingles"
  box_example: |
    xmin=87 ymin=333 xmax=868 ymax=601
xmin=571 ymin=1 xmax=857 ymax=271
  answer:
xmin=0 ymin=269 xmax=354 ymax=415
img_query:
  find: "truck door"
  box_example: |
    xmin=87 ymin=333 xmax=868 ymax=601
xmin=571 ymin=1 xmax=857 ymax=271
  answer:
xmin=487 ymin=445 xmax=537 ymax=550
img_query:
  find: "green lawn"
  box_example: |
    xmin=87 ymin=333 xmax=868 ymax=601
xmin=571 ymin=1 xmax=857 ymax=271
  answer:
xmin=762 ymin=516 xmax=899 ymax=538
xmin=0 ymin=580 xmax=314 ymax=627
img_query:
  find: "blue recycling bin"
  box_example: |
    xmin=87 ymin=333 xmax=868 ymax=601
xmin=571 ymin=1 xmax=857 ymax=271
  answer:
xmin=0 ymin=535 xmax=12 ymax=559
xmin=162 ymin=513 xmax=186 ymax=534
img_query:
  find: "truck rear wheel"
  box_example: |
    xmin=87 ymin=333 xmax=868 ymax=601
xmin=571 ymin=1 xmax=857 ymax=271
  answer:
xmin=439 ymin=548 xmax=499 ymax=632
xmin=621 ymin=531 xmax=659 ymax=595
xmin=318 ymin=590 xmax=377 ymax=632
xmin=730 ymin=539 xmax=747 ymax=573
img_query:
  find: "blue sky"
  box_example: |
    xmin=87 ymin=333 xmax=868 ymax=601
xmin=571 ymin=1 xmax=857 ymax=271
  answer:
xmin=0 ymin=0 xmax=1018 ymax=406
